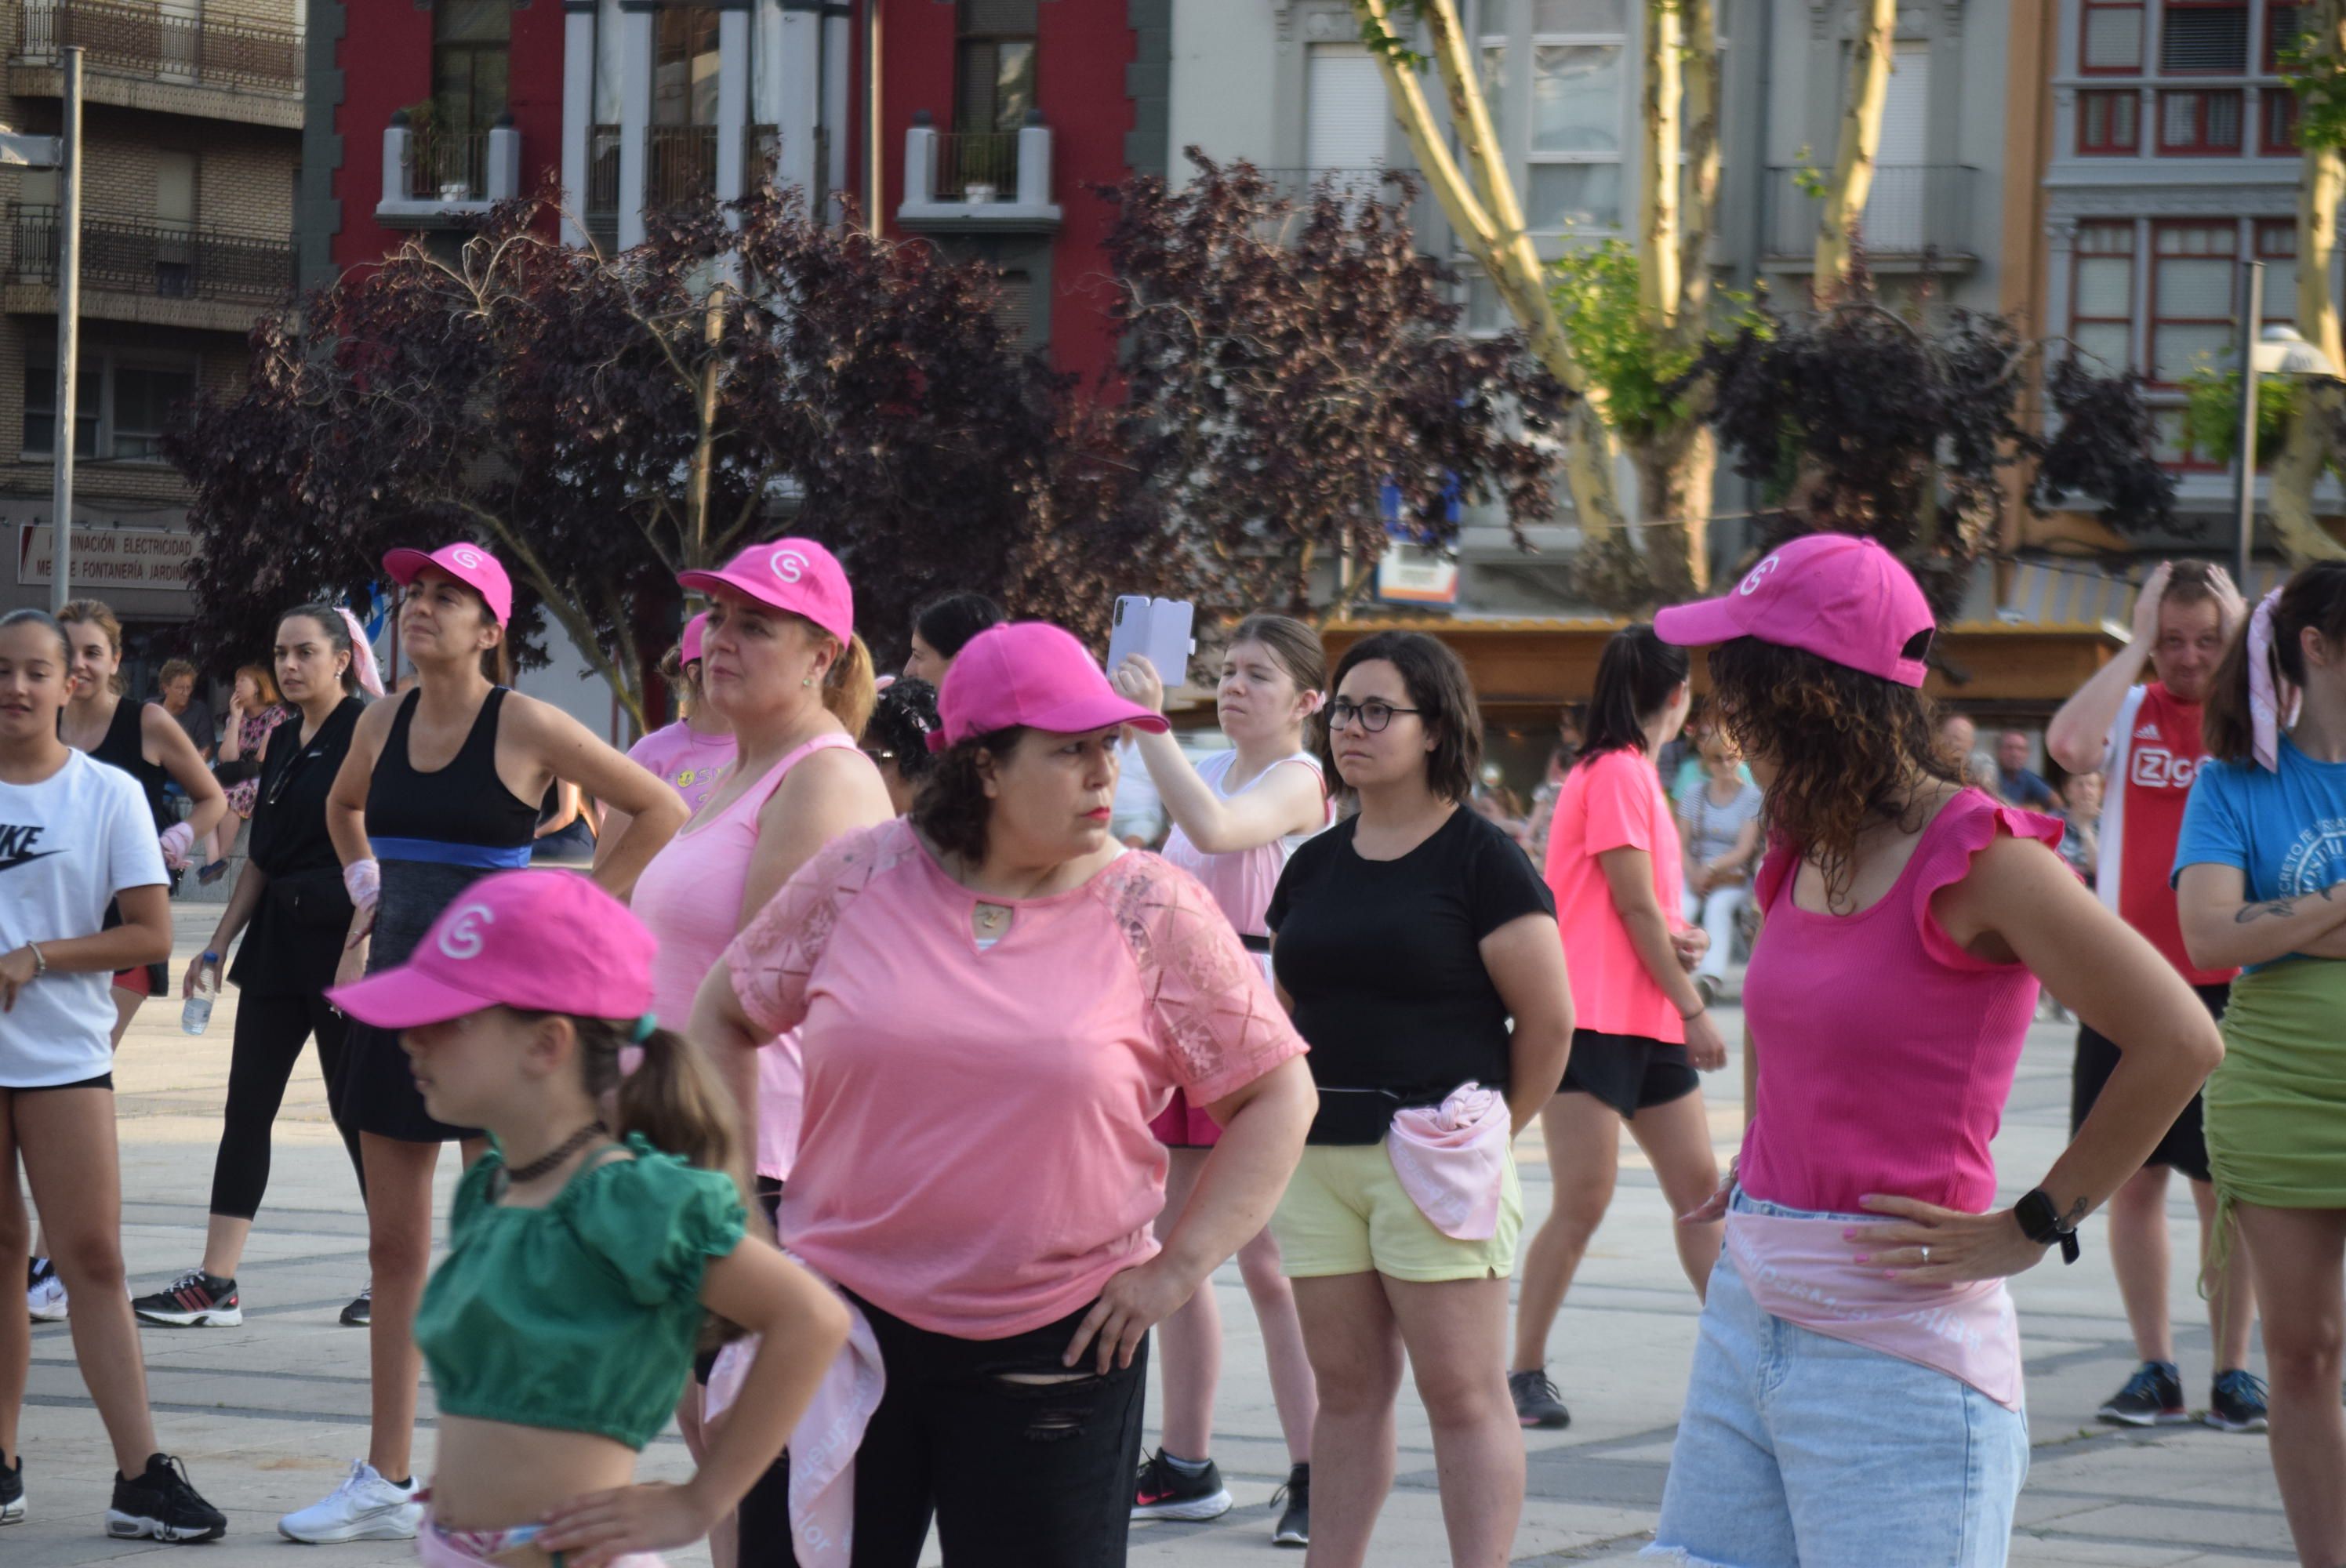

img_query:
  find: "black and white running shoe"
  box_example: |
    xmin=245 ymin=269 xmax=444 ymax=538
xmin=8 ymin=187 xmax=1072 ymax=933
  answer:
xmin=1270 ymin=1461 xmax=1309 ymax=1548
xmin=1510 ymin=1367 xmax=1572 ymax=1429
xmin=2206 ymin=1370 xmax=2271 ymax=1433
xmin=133 ymin=1270 xmax=242 ymax=1328
xmin=1 ymin=1450 xmax=24 ymax=1526
xmin=107 ymin=1453 xmax=227 ymax=1543
xmin=340 ymin=1285 xmax=372 ymax=1328
xmin=1131 ymin=1447 xmax=1233 ymax=1522
xmin=2097 ymin=1360 xmax=2189 ymax=1426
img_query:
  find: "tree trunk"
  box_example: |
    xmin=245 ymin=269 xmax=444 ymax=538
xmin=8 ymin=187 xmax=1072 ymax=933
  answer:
xmin=1632 ymin=420 xmax=1717 ymax=597
xmin=1676 ymin=0 xmax=1722 ymax=348
xmin=1814 ymin=0 xmax=1899 ymax=303
xmin=1352 ymin=0 xmax=1631 ymax=544
xmin=1640 ymin=0 xmax=1683 ymax=328
xmin=2273 ymin=0 xmax=2346 ymax=561
xmin=687 ymin=284 xmax=726 ymax=568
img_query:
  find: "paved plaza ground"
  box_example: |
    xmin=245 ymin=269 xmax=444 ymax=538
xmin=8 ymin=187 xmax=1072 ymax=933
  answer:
xmin=12 ymin=907 xmax=2297 ymax=1564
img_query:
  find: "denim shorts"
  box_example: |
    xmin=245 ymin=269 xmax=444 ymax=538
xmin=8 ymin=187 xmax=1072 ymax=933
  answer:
xmin=1645 ymin=1191 xmax=2030 ymax=1568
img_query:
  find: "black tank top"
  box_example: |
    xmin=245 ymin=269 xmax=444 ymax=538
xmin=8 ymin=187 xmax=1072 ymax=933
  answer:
xmin=88 ymin=697 xmax=170 ymax=833
xmin=364 ymin=687 xmax=540 ymax=856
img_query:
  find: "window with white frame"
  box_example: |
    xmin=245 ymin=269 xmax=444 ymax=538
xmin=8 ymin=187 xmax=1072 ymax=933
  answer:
xmin=23 ymin=350 xmax=198 ymax=463
xmin=2070 ymin=221 xmax=2137 ymax=371
xmin=1526 ymin=0 xmax=1625 ymax=230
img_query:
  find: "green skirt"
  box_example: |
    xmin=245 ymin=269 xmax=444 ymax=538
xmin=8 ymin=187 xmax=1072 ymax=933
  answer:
xmin=2203 ymin=958 xmax=2346 ymax=1296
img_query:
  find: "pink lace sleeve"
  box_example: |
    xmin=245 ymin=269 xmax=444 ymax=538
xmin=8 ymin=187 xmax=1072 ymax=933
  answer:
xmin=723 ymin=819 xmax=907 ymax=1036
xmin=1098 ymin=853 xmax=1309 ymax=1108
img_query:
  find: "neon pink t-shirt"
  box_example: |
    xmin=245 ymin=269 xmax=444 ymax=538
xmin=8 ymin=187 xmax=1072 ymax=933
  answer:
xmin=632 ymin=734 xmax=864 ymax=1181
xmin=1543 ymin=747 xmax=1687 ymax=1043
xmin=627 ymin=720 xmax=737 ymax=815
xmin=724 ymin=818 xmax=1308 ymax=1339
xmin=1738 ymin=790 xmax=2065 ymax=1215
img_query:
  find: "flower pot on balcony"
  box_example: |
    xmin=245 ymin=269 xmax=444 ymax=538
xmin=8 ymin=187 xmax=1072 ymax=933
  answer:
xmin=964 ymin=182 xmax=997 ymax=204
xmin=440 ymin=181 xmax=472 ymax=204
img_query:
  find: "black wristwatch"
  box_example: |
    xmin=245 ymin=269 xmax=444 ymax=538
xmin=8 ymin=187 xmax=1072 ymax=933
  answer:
xmin=2014 ymin=1188 xmax=2082 ymax=1265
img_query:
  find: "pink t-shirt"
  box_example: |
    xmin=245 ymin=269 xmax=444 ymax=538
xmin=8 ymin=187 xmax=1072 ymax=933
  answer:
xmin=724 ymin=818 xmax=1308 ymax=1339
xmin=1543 ymin=747 xmax=1687 ymax=1043
xmin=632 ymin=734 xmax=864 ymax=1181
xmin=627 ymin=720 xmax=737 ymax=815
xmin=1738 ymin=790 xmax=2064 ymax=1215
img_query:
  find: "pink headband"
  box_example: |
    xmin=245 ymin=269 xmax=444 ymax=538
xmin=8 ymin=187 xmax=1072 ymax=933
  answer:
xmin=2246 ymin=588 xmax=2300 ymax=773
xmin=336 ymin=606 xmax=387 ymax=698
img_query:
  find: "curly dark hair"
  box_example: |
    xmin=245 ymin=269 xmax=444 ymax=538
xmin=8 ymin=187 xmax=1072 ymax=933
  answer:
xmin=866 ymin=677 xmax=941 ymax=781
xmin=911 ymin=725 xmax=1022 ymax=861
xmin=1706 ymin=635 xmax=1959 ymax=909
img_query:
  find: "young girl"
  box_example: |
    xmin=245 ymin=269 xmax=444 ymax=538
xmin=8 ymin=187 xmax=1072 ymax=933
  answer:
xmin=0 ymin=608 xmax=228 ymax=1541
xmin=327 ymin=868 xmax=848 ymax=1568
xmin=201 ymin=662 xmax=293 ymax=880
xmin=1112 ymin=615 xmax=1330 ymax=1545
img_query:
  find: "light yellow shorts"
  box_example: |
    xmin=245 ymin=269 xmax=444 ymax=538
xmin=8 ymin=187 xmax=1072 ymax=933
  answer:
xmin=1271 ymin=1141 xmax=1522 ymax=1283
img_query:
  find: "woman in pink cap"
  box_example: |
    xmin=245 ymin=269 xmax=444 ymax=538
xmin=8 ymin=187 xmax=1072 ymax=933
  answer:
xmin=325 ymin=869 xmax=848 ymax=1568
xmin=616 ymin=612 xmax=737 ymax=822
xmin=1647 ymin=534 xmax=2221 ymax=1566
xmin=695 ymin=620 xmax=1316 ymax=1568
xmin=628 ymin=539 xmax=891 ymax=1565
xmin=281 ymin=542 xmax=689 ymax=1548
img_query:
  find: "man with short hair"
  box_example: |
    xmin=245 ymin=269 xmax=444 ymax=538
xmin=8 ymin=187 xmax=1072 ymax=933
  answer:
xmin=2047 ymin=558 xmax=2259 ymax=1432
xmin=1997 ymin=729 xmax=2059 ymax=810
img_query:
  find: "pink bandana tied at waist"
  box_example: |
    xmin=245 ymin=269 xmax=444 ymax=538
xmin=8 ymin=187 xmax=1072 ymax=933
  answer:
xmin=1386 ymin=1082 xmax=1511 ymax=1240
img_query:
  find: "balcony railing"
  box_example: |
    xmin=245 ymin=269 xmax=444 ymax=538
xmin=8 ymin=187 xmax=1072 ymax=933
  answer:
xmin=15 ymin=0 xmax=302 ymax=96
xmin=1763 ymin=165 xmax=1979 ymax=262
xmin=647 ymin=124 xmax=717 ymax=211
xmin=409 ymin=129 xmax=490 ymax=202
xmin=7 ymin=202 xmax=296 ymax=302
xmin=932 ymin=131 xmax=1020 ymax=203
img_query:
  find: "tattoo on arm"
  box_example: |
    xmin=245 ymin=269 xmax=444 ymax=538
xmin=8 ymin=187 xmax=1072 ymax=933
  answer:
xmin=2233 ymin=885 xmax=2338 ymax=925
xmin=2061 ymin=1197 xmax=2090 ymax=1231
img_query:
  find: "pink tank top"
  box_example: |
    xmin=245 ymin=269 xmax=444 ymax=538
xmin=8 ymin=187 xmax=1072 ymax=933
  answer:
xmin=1738 ymin=789 xmax=2065 ymax=1216
xmin=1158 ymin=750 xmax=1331 ymax=947
xmin=631 ymin=731 xmax=862 ymax=1181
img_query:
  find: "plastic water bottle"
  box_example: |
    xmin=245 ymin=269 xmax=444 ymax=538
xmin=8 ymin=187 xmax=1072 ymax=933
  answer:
xmin=181 ymin=952 xmax=220 ymax=1036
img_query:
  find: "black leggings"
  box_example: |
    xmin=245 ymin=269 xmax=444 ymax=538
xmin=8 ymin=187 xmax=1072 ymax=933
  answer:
xmin=742 ymin=1294 xmax=1149 ymax=1568
xmin=209 ymin=990 xmax=365 ymax=1221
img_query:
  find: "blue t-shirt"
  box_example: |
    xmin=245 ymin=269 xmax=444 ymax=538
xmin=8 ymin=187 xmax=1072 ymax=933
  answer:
xmin=2172 ymin=737 xmax=2346 ymax=972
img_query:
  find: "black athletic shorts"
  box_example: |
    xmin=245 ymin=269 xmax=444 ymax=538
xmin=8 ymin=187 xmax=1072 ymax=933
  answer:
xmin=2070 ymin=982 xmax=2230 ymax=1185
xmin=1560 ymin=1029 xmax=1700 ymax=1120
xmin=11 ymin=1071 xmax=113 ymax=1093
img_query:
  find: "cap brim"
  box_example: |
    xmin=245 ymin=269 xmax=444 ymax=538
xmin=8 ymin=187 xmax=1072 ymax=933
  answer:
xmin=382 ymin=547 xmax=435 ymax=586
xmin=675 ymin=569 xmax=852 ymax=644
xmin=328 ymin=964 xmax=496 ymax=1031
xmin=1653 ymin=597 xmax=1747 ymax=649
xmin=1029 ymin=698 xmax=1171 ymax=739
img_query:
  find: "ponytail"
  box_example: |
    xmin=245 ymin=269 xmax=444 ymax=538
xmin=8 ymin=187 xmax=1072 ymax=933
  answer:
xmin=2204 ymin=620 xmax=2258 ymax=764
xmin=1578 ymin=624 xmax=1690 ymax=767
xmin=550 ymin=1013 xmax=751 ymax=1210
xmin=822 ymin=632 xmax=877 ymax=741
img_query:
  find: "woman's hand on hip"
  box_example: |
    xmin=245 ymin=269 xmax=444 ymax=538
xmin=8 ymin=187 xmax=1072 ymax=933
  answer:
xmin=538 ymin=1480 xmax=716 ymax=1568
xmin=1847 ymin=1193 xmax=2045 ymax=1283
xmin=1065 ymin=1254 xmax=1195 ymax=1375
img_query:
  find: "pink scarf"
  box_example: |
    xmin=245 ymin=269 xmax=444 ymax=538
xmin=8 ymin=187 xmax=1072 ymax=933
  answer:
xmin=1725 ymin=1210 xmax=2024 ymax=1410
xmin=2247 ymin=588 xmax=2301 ymax=773
xmin=1386 ymin=1082 xmax=1511 ymax=1240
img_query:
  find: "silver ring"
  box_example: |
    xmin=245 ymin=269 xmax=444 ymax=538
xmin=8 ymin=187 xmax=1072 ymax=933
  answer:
xmin=1919 ymin=1246 xmax=1931 ymax=1265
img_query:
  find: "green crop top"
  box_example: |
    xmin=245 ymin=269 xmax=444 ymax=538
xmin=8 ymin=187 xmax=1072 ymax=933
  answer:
xmin=414 ymin=1133 xmax=747 ymax=1450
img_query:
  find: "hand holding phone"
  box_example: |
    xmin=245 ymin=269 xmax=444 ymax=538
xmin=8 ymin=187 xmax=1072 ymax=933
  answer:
xmin=1106 ymin=597 xmax=1195 ymax=693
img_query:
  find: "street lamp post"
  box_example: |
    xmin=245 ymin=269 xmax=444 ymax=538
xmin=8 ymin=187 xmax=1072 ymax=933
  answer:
xmin=2233 ymin=263 xmax=2264 ymax=588
xmin=2233 ymin=309 xmax=2341 ymax=590
xmin=0 ymin=49 xmax=82 ymax=612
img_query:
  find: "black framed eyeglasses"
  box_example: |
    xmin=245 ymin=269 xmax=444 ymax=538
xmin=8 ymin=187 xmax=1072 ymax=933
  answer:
xmin=1327 ymin=699 xmax=1422 ymax=733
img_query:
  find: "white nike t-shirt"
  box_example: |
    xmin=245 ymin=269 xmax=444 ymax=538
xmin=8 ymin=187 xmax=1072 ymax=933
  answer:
xmin=0 ymin=750 xmax=168 ymax=1087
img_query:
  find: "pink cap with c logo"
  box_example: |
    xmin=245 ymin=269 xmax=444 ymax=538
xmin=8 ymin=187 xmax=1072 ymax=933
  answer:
xmin=383 ymin=542 xmax=514 ymax=626
xmin=675 ymin=538 xmax=855 ymax=645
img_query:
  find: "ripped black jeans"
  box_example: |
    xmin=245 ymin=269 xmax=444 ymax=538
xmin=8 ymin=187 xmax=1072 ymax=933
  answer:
xmin=744 ymin=1293 xmax=1148 ymax=1568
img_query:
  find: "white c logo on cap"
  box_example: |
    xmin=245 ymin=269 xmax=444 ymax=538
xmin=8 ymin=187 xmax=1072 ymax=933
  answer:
xmin=438 ymin=903 xmax=495 ymax=960
xmin=771 ymin=549 xmax=808 ymax=584
xmin=451 ymin=546 xmax=484 ymax=571
xmin=1738 ymin=554 xmax=1783 ymax=597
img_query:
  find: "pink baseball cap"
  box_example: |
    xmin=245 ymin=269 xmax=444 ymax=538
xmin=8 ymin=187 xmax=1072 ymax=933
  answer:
xmin=384 ymin=542 xmax=513 ymax=626
xmin=929 ymin=622 xmax=1171 ymax=752
xmin=1654 ymin=532 xmax=1935 ymax=688
xmin=680 ymin=611 xmax=710 ymax=666
xmin=676 ymin=539 xmax=854 ymax=646
xmin=328 ymin=869 xmax=657 ymax=1031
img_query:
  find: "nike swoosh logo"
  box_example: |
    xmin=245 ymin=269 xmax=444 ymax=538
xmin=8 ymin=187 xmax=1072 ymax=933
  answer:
xmin=0 ymin=851 xmax=61 ymax=873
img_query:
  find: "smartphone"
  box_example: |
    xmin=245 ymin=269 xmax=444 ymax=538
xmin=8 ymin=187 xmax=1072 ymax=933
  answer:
xmin=1106 ymin=596 xmax=1196 ymax=688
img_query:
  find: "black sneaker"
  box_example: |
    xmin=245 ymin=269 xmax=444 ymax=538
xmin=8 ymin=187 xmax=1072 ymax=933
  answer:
xmin=1 ymin=1450 xmax=23 ymax=1526
xmin=107 ymin=1453 xmax=226 ymax=1543
xmin=2206 ymin=1369 xmax=2270 ymax=1432
xmin=1510 ymin=1367 xmax=1572 ymax=1429
xmin=2097 ymin=1360 xmax=2188 ymax=1426
xmin=1270 ymin=1461 xmax=1308 ymax=1548
xmin=1130 ymin=1447 xmax=1233 ymax=1522
xmin=340 ymin=1286 xmax=372 ymax=1327
xmin=133 ymin=1270 xmax=242 ymax=1328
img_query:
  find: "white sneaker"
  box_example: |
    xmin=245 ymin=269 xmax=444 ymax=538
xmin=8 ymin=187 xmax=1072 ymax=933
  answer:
xmin=276 ymin=1461 xmax=422 ymax=1543
xmin=26 ymin=1260 xmax=66 ymax=1323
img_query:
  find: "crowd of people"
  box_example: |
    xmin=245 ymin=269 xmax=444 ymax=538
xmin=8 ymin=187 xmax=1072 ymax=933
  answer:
xmin=2 ymin=529 xmax=2343 ymax=1568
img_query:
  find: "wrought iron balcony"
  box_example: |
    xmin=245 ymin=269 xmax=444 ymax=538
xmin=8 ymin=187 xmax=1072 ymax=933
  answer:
xmin=6 ymin=201 xmax=296 ymax=303
xmin=14 ymin=0 xmax=302 ymax=96
xmin=1762 ymin=165 xmax=1980 ymax=263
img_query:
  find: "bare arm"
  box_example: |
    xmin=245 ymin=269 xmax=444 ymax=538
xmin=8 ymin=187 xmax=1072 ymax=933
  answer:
xmin=735 ymin=750 xmax=895 ymax=924
xmin=1598 ymin=846 xmax=1705 ymax=1018
xmin=143 ymin=704 xmax=229 ymax=845
xmin=187 ymin=858 xmax=270 ymax=998
xmin=216 ymin=706 xmax=247 ymax=765
xmin=505 ymin=695 xmax=687 ymax=898
xmin=2177 ymin=862 xmax=2346 ymax=971
xmin=325 ymin=701 xmax=390 ymax=872
xmin=1480 ymin=911 xmax=1574 ymax=1134
xmin=689 ymin=961 xmax=766 ymax=1204
xmin=1 ymin=883 xmax=172 ymax=1011
xmin=1135 ymin=731 xmax=1325 ymax=855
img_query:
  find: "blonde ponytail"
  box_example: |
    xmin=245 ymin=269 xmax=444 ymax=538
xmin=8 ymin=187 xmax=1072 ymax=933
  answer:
xmin=822 ymin=632 xmax=877 ymax=741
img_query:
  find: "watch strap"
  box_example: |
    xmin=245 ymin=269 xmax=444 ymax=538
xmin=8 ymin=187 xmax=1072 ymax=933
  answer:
xmin=2015 ymin=1188 xmax=2082 ymax=1265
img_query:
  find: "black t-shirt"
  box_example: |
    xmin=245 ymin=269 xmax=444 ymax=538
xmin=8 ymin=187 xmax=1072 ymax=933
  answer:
xmin=1268 ymin=807 xmax=1554 ymax=1138
xmin=232 ymin=698 xmax=363 ymax=995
